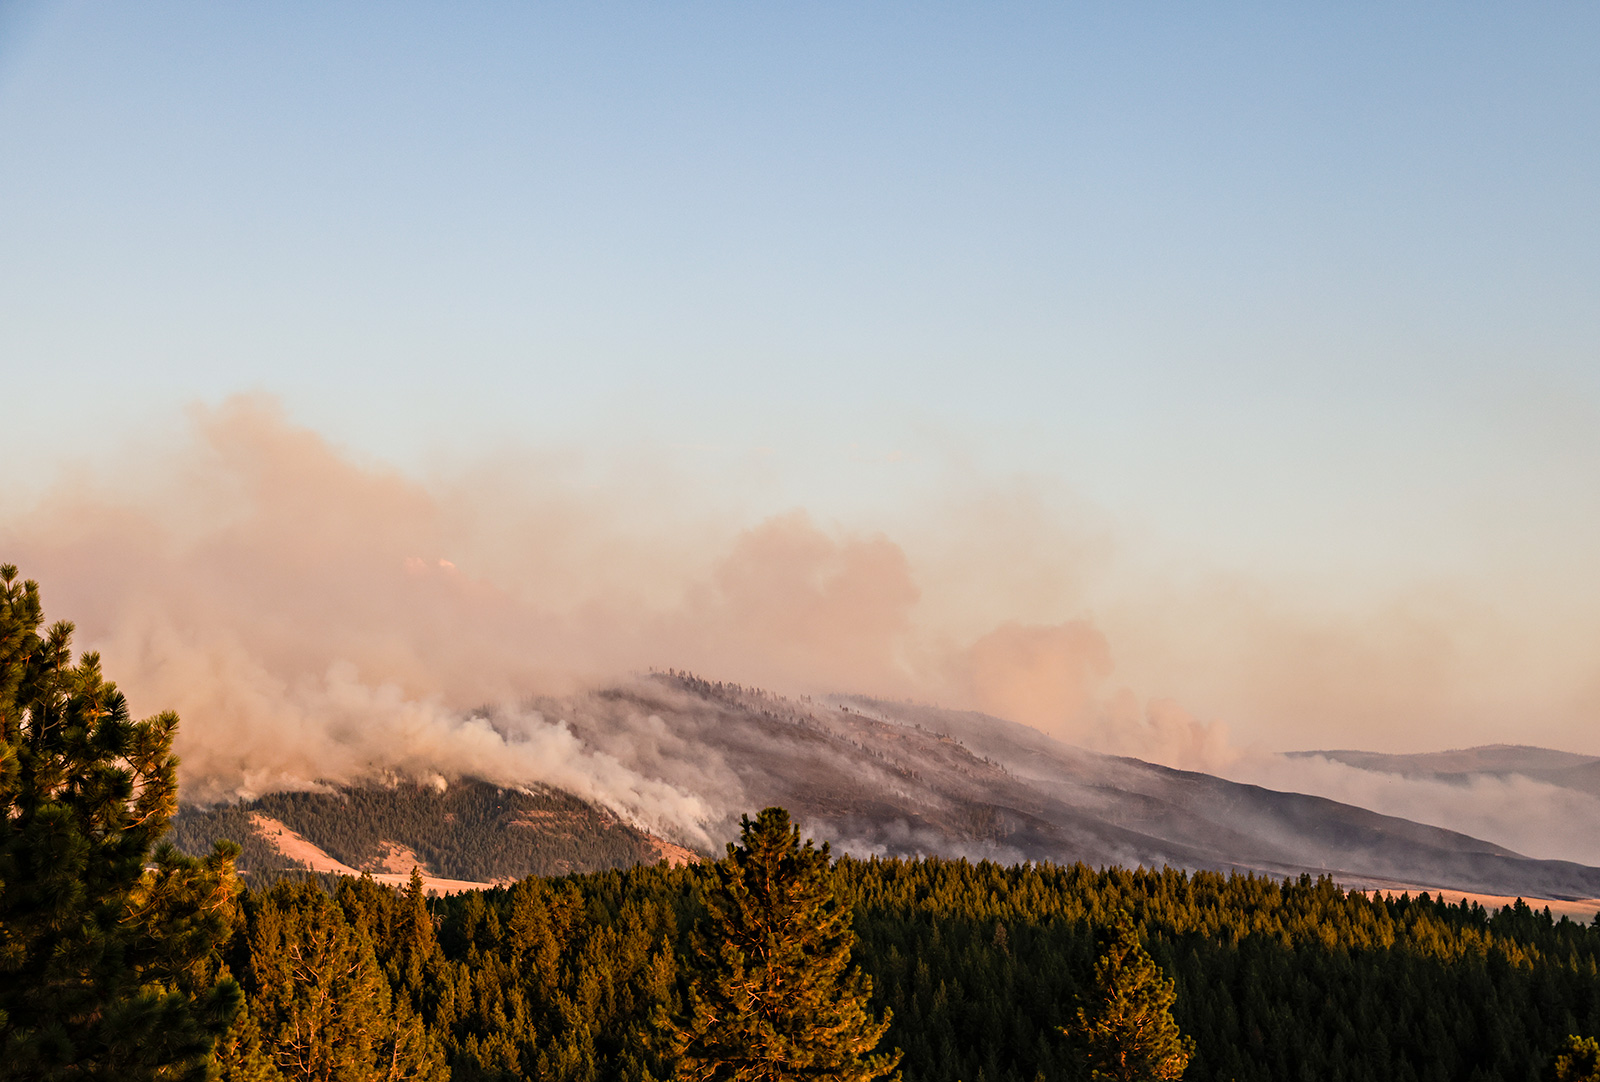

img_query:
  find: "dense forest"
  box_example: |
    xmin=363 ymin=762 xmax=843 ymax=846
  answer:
xmin=6 ymin=564 xmax=1600 ymax=1081
xmin=207 ymin=857 xmax=1600 ymax=1082
xmin=170 ymin=780 xmax=664 ymax=881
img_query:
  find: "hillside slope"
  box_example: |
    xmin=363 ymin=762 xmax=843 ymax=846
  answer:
xmin=555 ymin=675 xmax=1600 ymax=899
xmin=174 ymin=674 xmax=1600 ymax=899
xmin=1297 ymin=744 xmax=1600 ymax=799
xmin=171 ymin=779 xmax=676 ymax=881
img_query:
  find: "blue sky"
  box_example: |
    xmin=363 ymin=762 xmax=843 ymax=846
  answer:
xmin=3 ymin=3 xmax=1599 ymax=748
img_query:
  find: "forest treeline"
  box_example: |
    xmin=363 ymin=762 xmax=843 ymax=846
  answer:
xmin=6 ymin=564 xmax=1600 ymax=1082
xmin=170 ymin=780 xmax=662 ymax=881
xmin=207 ymin=856 xmax=1600 ymax=1082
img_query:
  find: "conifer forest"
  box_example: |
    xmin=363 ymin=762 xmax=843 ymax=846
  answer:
xmin=6 ymin=566 xmax=1600 ymax=1082
xmin=12 ymin=0 xmax=1600 ymax=1076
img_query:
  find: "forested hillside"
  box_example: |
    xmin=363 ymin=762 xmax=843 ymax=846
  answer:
xmin=172 ymin=779 xmax=667 ymax=881
xmin=9 ymin=565 xmax=1599 ymax=1081
xmin=215 ymin=857 xmax=1600 ymax=1082
xmin=174 ymin=673 xmax=1600 ymax=903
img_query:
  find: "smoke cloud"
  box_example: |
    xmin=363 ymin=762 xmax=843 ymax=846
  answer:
xmin=1222 ymin=753 xmax=1600 ymax=869
xmin=2 ymin=394 xmax=1596 ymax=854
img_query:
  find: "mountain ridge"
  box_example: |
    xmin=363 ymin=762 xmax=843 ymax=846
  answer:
xmin=170 ymin=674 xmax=1600 ymax=900
xmin=1294 ymin=744 xmax=1600 ymax=800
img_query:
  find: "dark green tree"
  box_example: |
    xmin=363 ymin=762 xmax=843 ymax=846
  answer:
xmin=211 ymin=1001 xmax=283 ymax=1082
xmin=1551 ymin=1036 xmax=1600 ymax=1081
xmin=664 ymin=808 xmax=899 ymax=1082
xmin=0 ymin=565 xmax=242 ymax=1080
xmin=1068 ymin=913 xmax=1193 ymax=1082
xmin=241 ymin=878 xmax=446 ymax=1082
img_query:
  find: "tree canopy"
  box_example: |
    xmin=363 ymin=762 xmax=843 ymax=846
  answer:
xmin=664 ymin=807 xmax=899 ymax=1082
xmin=1068 ymin=911 xmax=1194 ymax=1081
xmin=0 ymin=564 xmax=241 ymax=1080
xmin=1551 ymin=1035 xmax=1600 ymax=1082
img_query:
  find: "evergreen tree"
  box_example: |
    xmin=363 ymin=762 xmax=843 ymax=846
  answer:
xmin=1067 ymin=913 xmax=1193 ymax=1082
xmin=241 ymin=879 xmax=446 ymax=1082
xmin=0 ymin=565 xmax=241 ymax=1080
xmin=1551 ymin=1036 xmax=1600 ymax=1082
xmin=664 ymin=808 xmax=899 ymax=1082
xmin=390 ymin=868 xmax=439 ymax=995
xmin=211 ymin=1000 xmax=283 ymax=1082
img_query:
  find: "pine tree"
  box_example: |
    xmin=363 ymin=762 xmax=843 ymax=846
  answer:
xmin=1067 ymin=913 xmax=1193 ymax=1082
xmin=242 ymin=878 xmax=447 ymax=1082
xmin=212 ymin=1001 xmax=284 ymax=1082
xmin=0 ymin=565 xmax=242 ymax=1080
xmin=1551 ymin=1036 xmax=1600 ymax=1081
xmin=391 ymin=868 xmax=439 ymax=995
xmin=664 ymin=807 xmax=900 ymax=1082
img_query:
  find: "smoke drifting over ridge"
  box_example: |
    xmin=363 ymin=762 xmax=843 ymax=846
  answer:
xmin=2 ymin=395 xmax=1596 ymax=852
xmin=1222 ymin=753 xmax=1600 ymax=868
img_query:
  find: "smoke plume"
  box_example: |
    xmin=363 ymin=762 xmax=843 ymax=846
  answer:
xmin=2 ymin=394 xmax=1596 ymax=855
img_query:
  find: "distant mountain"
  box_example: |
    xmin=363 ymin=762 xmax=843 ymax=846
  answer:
xmin=1295 ymin=745 xmax=1600 ymax=799
xmin=554 ymin=676 xmax=1600 ymax=898
xmin=172 ymin=674 xmax=1600 ymax=901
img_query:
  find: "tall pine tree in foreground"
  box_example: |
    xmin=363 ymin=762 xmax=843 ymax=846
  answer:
xmin=1067 ymin=912 xmax=1193 ymax=1082
xmin=664 ymin=807 xmax=899 ymax=1082
xmin=0 ymin=565 xmax=241 ymax=1080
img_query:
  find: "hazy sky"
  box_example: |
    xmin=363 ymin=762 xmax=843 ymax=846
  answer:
xmin=3 ymin=3 xmax=1598 ymax=753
